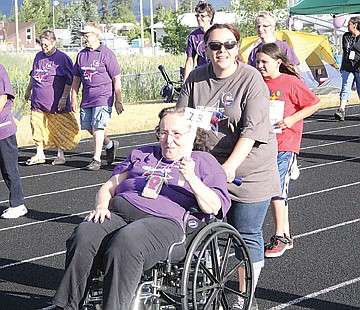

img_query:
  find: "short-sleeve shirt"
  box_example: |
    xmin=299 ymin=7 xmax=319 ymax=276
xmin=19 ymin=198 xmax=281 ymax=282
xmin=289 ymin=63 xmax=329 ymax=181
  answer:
xmin=248 ymin=39 xmax=300 ymax=68
xmin=265 ymin=74 xmax=320 ymax=154
xmin=177 ymin=62 xmax=280 ymax=203
xmin=30 ymin=49 xmax=73 ymax=113
xmin=73 ymin=44 xmax=121 ymax=108
xmin=0 ymin=64 xmax=17 ymax=140
xmin=186 ymin=28 xmax=208 ymax=67
xmin=341 ymin=32 xmax=360 ymax=72
xmin=112 ymin=146 xmax=231 ymax=228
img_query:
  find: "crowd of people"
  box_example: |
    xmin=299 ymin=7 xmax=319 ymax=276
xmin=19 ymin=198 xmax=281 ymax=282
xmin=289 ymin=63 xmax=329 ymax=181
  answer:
xmin=1 ymin=4 xmax=359 ymax=310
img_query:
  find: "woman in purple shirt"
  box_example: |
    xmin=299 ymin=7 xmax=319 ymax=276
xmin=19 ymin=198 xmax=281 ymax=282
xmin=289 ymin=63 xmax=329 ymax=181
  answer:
xmin=53 ymin=106 xmax=230 ymax=309
xmin=25 ymin=30 xmax=80 ymax=166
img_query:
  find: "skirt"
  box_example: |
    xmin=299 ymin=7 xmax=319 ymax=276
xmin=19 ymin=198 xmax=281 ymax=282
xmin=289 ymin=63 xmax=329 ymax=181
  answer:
xmin=30 ymin=111 xmax=81 ymax=151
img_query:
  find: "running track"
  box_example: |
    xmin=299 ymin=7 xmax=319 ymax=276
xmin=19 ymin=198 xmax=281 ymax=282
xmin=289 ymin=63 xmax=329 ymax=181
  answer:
xmin=0 ymin=105 xmax=359 ymax=310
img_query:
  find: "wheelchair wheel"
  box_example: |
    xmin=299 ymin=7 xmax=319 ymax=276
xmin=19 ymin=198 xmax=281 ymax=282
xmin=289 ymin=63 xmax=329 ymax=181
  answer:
xmin=180 ymin=222 xmax=253 ymax=310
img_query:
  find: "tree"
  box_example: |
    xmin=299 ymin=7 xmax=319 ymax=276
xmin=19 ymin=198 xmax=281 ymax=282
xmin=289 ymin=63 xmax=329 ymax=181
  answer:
xmin=230 ymin=0 xmax=287 ymax=38
xmin=18 ymin=0 xmax=52 ymax=36
xmin=111 ymin=0 xmax=137 ymax=23
xmin=158 ymin=8 xmax=190 ymax=55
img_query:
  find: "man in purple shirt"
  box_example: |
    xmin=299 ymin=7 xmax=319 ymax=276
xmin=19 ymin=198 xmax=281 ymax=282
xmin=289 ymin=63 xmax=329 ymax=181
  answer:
xmin=247 ymin=11 xmax=300 ymax=69
xmin=183 ymin=1 xmax=215 ymax=81
xmin=0 ymin=64 xmax=27 ymax=219
xmin=72 ymin=23 xmax=124 ymax=171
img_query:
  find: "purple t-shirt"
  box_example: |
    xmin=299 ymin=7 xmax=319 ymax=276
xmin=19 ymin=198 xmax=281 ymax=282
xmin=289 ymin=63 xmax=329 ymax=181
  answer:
xmin=186 ymin=28 xmax=208 ymax=67
xmin=0 ymin=64 xmax=17 ymax=140
xmin=248 ymin=39 xmax=300 ymax=68
xmin=111 ymin=145 xmax=231 ymax=228
xmin=30 ymin=49 xmax=73 ymax=114
xmin=73 ymin=44 xmax=121 ymax=108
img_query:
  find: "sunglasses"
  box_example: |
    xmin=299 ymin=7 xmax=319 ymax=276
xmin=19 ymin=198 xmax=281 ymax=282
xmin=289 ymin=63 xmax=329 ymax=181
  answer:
xmin=195 ymin=13 xmax=208 ymax=19
xmin=207 ymin=41 xmax=238 ymax=51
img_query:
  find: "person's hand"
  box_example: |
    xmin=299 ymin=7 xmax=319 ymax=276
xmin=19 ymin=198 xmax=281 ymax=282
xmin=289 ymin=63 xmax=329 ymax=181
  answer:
xmin=24 ymin=89 xmax=31 ymax=101
xmin=57 ymin=97 xmax=67 ymax=111
xmin=71 ymin=99 xmax=77 ymax=112
xmin=275 ymin=116 xmax=296 ymax=130
xmin=115 ymin=101 xmax=124 ymax=115
xmin=85 ymin=208 xmax=111 ymax=223
xmin=222 ymin=162 xmax=236 ymax=183
xmin=179 ymin=157 xmax=196 ymax=181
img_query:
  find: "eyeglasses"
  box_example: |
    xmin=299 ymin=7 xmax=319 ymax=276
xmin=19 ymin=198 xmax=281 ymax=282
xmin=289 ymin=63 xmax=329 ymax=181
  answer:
xmin=206 ymin=41 xmax=238 ymax=51
xmin=158 ymin=130 xmax=190 ymax=140
xmin=195 ymin=13 xmax=208 ymax=19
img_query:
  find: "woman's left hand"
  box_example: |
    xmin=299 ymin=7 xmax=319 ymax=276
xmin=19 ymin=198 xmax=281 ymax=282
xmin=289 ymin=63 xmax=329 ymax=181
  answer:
xmin=179 ymin=157 xmax=196 ymax=181
xmin=85 ymin=208 xmax=111 ymax=223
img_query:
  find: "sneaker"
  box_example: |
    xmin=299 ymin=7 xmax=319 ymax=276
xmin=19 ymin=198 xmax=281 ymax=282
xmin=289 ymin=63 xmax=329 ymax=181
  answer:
xmin=265 ymin=235 xmax=292 ymax=258
xmin=85 ymin=159 xmax=101 ymax=171
xmin=1 ymin=205 xmax=28 ymax=219
xmin=334 ymin=108 xmax=345 ymax=121
xmin=231 ymin=296 xmax=258 ymax=310
xmin=285 ymin=234 xmax=294 ymax=250
xmin=106 ymin=140 xmax=119 ymax=165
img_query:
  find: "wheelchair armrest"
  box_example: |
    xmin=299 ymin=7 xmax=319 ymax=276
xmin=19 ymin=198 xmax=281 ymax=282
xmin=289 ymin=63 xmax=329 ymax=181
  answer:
xmin=188 ymin=206 xmax=203 ymax=214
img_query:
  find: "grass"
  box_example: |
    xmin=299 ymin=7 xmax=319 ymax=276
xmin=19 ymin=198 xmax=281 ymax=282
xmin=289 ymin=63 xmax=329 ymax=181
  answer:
xmin=15 ymin=92 xmax=359 ymax=147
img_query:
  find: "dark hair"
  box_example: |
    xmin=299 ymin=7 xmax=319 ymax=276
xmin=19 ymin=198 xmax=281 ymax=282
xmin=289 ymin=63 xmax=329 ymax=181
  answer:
xmin=39 ymin=30 xmax=56 ymax=42
xmin=195 ymin=1 xmax=215 ymax=24
xmin=256 ymin=43 xmax=300 ymax=78
xmin=155 ymin=106 xmax=210 ymax=152
xmin=204 ymin=23 xmax=240 ymax=43
xmin=349 ymin=16 xmax=360 ymax=31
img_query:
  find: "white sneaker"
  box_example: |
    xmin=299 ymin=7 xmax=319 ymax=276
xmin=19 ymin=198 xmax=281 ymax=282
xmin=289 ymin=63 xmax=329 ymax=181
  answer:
xmin=231 ymin=296 xmax=244 ymax=309
xmin=1 ymin=205 xmax=28 ymax=219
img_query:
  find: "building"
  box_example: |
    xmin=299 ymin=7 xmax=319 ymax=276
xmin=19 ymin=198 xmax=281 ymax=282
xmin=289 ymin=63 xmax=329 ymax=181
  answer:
xmin=0 ymin=21 xmax=36 ymax=51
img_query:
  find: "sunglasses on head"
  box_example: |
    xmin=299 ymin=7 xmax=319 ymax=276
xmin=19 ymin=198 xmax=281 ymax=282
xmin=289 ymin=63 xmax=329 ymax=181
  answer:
xmin=207 ymin=41 xmax=238 ymax=51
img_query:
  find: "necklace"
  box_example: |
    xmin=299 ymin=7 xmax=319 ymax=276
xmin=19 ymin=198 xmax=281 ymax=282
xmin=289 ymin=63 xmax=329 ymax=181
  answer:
xmin=141 ymin=157 xmax=179 ymax=199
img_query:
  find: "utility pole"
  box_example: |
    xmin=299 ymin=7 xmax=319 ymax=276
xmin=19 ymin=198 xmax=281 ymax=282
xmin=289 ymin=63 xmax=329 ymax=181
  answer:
xmin=139 ymin=0 xmax=144 ymax=54
xmin=14 ymin=0 xmax=20 ymax=53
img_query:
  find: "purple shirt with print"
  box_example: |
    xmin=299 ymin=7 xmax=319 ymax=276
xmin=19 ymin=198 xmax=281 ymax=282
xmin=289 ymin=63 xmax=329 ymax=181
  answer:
xmin=248 ymin=39 xmax=300 ymax=68
xmin=111 ymin=145 xmax=231 ymax=228
xmin=0 ymin=64 xmax=17 ymax=140
xmin=30 ymin=49 xmax=73 ymax=113
xmin=186 ymin=28 xmax=208 ymax=67
xmin=73 ymin=44 xmax=121 ymax=108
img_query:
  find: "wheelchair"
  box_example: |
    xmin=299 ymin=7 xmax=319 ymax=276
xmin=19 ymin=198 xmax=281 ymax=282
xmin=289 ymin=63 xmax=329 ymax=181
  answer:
xmin=158 ymin=65 xmax=184 ymax=103
xmin=82 ymin=212 xmax=254 ymax=310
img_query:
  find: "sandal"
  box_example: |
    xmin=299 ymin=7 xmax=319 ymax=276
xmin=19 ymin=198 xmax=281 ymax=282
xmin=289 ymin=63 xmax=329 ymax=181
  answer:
xmin=26 ymin=157 xmax=46 ymax=166
xmin=52 ymin=157 xmax=66 ymax=165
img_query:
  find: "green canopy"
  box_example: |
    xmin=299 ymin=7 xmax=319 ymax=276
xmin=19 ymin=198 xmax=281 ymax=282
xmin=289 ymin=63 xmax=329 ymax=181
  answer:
xmin=290 ymin=0 xmax=360 ymax=15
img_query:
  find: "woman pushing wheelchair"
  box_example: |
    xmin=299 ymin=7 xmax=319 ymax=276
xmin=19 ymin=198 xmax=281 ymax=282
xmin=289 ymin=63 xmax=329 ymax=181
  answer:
xmin=53 ymin=106 xmax=231 ymax=310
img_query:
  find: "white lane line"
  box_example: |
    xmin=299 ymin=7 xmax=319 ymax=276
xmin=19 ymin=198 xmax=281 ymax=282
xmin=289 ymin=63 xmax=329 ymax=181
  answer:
xmin=299 ymin=156 xmax=360 ymax=170
xmin=301 ymin=137 xmax=360 ymax=150
xmin=0 ymin=211 xmax=89 ymax=232
xmin=289 ymin=181 xmax=360 ymax=200
xmin=0 ymin=183 xmax=102 ymax=204
xmin=266 ymin=277 xmax=360 ymax=310
xmin=0 ymin=251 xmax=66 ymax=270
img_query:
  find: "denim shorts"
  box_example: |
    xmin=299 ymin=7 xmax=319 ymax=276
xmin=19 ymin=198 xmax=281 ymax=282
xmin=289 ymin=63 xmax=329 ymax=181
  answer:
xmin=273 ymin=151 xmax=296 ymax=202
xmin=227 ymin=199 xmax=271 ymax=269
xmin=340 ymin=71 xmax=360 ymax=101
xmin=80 ymin=106 xmax=112 ymax=130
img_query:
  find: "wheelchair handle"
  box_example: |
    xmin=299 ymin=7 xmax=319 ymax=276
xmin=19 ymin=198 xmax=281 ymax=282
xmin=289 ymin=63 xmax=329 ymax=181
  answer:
xmin=232 ymin=178 xmax=242 ymax=186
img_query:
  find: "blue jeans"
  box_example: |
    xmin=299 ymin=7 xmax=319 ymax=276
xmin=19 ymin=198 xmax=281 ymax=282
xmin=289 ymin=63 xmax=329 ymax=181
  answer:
xmin=80 ymin=106 xmax=112 ymax=130
xmin=227 ymin=199 xmax=271 ymax=269
xmin=340 ymin=71 xmax=360 ymax=101
xmin=0 ymin=134 xmax=25 ymax=208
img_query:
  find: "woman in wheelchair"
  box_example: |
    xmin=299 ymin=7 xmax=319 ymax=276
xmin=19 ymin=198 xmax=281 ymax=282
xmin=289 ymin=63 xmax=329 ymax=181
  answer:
xmin=53 ymin=106 xmax=231 ymax=310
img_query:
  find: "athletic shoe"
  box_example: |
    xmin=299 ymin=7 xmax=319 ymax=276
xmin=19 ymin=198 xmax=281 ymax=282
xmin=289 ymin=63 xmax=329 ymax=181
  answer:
xmin=106 ymin=140 xmax=119 ymax=165
xmin=85 ymin=159 xmax=101 ymax=171
xmin=334 ymin=108 xmax=345 ymax=121
xmin=265 ymin=235 xmax=292 ymax=258
xmin=1 ymin=205 xmax=28 ymax=219
xmin=231 ymin=296 xmax=258 ymax=310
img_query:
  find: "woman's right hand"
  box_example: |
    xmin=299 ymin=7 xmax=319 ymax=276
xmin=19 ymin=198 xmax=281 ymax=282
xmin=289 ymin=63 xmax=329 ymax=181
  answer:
xmin=85 ymin=208 xmax=111 ymax=223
